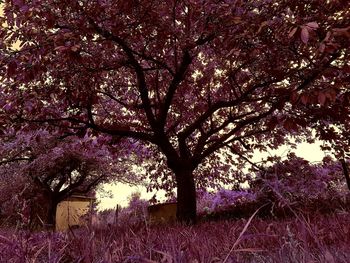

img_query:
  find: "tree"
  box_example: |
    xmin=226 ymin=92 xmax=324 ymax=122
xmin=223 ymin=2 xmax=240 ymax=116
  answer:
xmin=312 ymin=105 xmax=350 ymax=191
xmin=0 ymin=129 xmax=141 ymax=226
xmin=1 ymin=0 xmax=349 ymax=223
xmin=284 ymin=51 xmax=350 ymax=190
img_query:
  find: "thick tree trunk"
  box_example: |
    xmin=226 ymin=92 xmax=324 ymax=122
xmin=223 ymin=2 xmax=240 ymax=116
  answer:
xmin=174 ymin=168 xmax=197 ymax=224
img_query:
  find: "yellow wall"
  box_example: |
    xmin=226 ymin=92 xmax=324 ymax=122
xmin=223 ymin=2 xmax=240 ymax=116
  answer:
xmin=55 ymin=199 xmax=92 ymax=231
xmin=148 ymin=203 xmax=177 ymax=224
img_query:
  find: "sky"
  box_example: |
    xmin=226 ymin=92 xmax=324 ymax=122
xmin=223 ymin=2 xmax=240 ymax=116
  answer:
xmin=96 ymin=141 xmax=327 ymax=210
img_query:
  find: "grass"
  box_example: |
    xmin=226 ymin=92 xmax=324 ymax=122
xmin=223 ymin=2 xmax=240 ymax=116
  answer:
xmin=0 ymin=210 xmax=349 ymax=263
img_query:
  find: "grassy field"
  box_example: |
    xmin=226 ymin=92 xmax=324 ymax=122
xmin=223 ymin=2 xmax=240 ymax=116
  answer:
xmin=1 ymin=210 xmax=349 ymax=263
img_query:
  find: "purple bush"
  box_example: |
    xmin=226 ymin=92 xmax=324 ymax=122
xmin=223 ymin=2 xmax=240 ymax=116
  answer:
xmin=251 ymin=154 xmax=349 ymax=214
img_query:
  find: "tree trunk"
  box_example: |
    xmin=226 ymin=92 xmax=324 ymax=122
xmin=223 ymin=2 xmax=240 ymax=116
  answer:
xmin=45 ymin=197 xmax=59 ymax=228
xmin=340 ymin=159 xmax=350 ymax=192
xmin=174 ymin=168 xmax=197 ymax=224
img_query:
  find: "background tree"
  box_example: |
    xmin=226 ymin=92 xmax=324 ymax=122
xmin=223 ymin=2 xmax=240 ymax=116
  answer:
xmin=285 ymin=57 xmax=350 ymax=190
xmin=0 ymin=129 xmax=142 ymax=227
xmin=1 ymin=0 xmax=349 ymax=223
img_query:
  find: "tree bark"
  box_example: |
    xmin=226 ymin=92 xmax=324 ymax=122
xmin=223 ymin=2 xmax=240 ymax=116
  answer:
xmin=340 ymin=159 xmax=350 ymax=192
xmin=174 ymin=168 xmax=197 ymax=224
xmin=45 ymin=197 xmax=59 ymax=227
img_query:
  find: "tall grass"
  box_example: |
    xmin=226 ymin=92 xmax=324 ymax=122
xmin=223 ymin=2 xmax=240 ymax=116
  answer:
xmin=1 ymin=210 xmax=349 ymax=262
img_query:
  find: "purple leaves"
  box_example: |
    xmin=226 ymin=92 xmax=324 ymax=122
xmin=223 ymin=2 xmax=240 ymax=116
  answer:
xmin=1 ymin=0 xmax=349 ymax=223
xmin=305 ymin=22 xmax=319 ymax=30
xmin=289 ymin=22 xmax=319 ymax=44
xmin=288 ymin=22 xmax=319 ymax=44
xmin=0 ymin=129 xmax=143 ymax=229
xmin=300 ymin=22 xmax=319 ymax=44
xmin=210 ymin=189 xmax=256 ymax=212
xmin=300 ymin=27 xmax=310 ymax=44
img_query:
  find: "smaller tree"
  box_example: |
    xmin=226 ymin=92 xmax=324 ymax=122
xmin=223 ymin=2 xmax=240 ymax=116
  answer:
xmin=0 ymin=129 xmax=142 ymax=227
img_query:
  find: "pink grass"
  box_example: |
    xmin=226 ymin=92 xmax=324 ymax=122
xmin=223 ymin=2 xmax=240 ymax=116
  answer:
xmin=1 ymin=211 xmax=349 ymax=263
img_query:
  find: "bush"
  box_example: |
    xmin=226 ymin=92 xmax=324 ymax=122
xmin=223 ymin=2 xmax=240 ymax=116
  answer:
xmin=197 ymin=154 xmax=350 ymax=220
xmin=252 ymin=154 xmax=349 ymax=215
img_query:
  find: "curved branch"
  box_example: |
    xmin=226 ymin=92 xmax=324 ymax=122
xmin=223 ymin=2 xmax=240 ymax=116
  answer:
xmin=197 ymin=108 xmax=275 ymax=162
xmin=159 ymin=50 xmax=193 ymax=128
xmin=86 ymin=18 xmax=158 ymax=130
xmin=17 ymin=116 xmax=156 ymax=144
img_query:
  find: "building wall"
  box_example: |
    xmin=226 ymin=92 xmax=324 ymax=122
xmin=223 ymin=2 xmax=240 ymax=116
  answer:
xmin=148 ymin=202 xmax=177 ymax=224
xmin=55 ymin=198 xmax=93 ymax=231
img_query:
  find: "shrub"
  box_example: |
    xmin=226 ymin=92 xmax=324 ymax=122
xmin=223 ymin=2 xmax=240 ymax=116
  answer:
xmin=251 ymin=154 xmax=350 ymax=216
xmin=196 ymin=154 xmax=349 ymax=220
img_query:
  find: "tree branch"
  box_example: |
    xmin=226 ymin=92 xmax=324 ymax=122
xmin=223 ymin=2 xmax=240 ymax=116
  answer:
xmin=85 ymin=18 xmax=158 ymax=130
xmin=159 ymin=50 xmax=193 ymax=128
xmin=0 ymin=157 xmax=31 ymax=165
xmin=197 ymin=108 xmax=274 ymax=162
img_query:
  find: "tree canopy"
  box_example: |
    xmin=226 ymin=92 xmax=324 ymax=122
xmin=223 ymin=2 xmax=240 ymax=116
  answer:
xmin=1 ymin=0 xmax=349 ymax=223
xmin=0 ymin=129 xmax=142 ymax=226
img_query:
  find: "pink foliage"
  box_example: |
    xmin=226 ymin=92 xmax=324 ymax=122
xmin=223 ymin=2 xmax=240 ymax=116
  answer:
xmin=251 ymin=153 xmax=349 ymax=214
xmin=0 ymin=129 xmax=144 ymax=227
xmin=210 ymin=189 xmax=257 ymax=212
xmin=0 ymin=0 xmax=349 ymax=222
xmin=195 ymin=154 xmax=349 ymax=218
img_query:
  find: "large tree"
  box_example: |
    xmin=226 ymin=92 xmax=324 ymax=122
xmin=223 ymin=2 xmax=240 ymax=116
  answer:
xmin=1 ymin=0 xmax=349 ymax=223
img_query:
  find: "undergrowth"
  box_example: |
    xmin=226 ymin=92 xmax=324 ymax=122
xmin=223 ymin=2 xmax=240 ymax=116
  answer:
xmin=0 ymin=210 xmax=349 ymax=263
